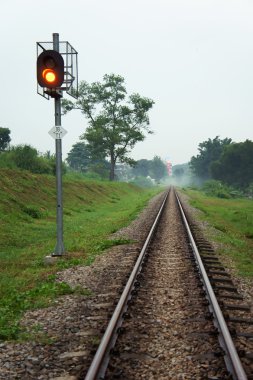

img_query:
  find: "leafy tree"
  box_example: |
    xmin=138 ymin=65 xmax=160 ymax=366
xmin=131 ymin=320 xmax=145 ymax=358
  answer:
xmin=89 ymin=160 xmax=111 ymax=179
xmin=211 ymin=140 xmax=253 ymax=189
xmin=190 ymin=136 xmax=232 ymax=180
xmin=66 ymin=142 xmax=91 ymax=172
xmin=62 ymin=74 xmax=154 ymax=180
xmin=173 ymin=167 xmax=184 ymax=178
xmin=0 ymin=127 xmax=11 ymax=151
xmin=66 ymin=141 xmax=110 ymax=178
xmin=150 ymin=156 xmax=167 ymax=183
xmin=172 ymin=167 xmax=184 ymax=184
xmin=131 ymin=159 xmax=150 ymax=177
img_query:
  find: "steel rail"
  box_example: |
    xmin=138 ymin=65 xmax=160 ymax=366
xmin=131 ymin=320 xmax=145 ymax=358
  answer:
xmin=84 ymin=190 xmax=170 ymax=380
xmin=175 ymin=191 xmax=247 ymax=380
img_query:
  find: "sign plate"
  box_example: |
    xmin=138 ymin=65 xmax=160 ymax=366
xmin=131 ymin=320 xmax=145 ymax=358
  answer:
xmin=49 ymin=126 xmax=67 ymax=140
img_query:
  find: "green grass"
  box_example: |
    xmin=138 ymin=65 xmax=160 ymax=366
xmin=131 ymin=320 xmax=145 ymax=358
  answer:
xmin=0 ymin=169 xmax=162 ymax=340
xmin=182 ymin=188 xmax=253 ymax=278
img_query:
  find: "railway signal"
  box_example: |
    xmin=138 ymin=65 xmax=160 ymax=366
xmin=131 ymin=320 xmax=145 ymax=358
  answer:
xmin=37 ymin=50 xmax=64 ymax=89
xmin=36 ymin=33 xmax=78 ymax=257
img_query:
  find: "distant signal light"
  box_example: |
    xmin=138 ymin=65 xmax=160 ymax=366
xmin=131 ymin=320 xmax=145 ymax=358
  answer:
xmin=37 ymin=50 xmax=64 ymax=88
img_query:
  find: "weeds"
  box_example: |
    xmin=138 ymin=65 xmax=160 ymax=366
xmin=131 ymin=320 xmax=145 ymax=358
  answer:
xmin=183 ymin=188 xmax=253 ymax=277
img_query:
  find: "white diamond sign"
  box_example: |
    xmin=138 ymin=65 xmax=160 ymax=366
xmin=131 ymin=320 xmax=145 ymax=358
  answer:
xmin=49 ymin=126 xmax=67 ymax=140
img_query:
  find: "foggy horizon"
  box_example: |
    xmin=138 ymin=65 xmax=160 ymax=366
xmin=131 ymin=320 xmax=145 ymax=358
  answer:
xmin=1 ymin=0 xmax=253 ymax=166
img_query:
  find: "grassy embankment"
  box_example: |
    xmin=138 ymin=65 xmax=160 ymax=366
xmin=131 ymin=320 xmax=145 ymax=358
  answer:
xmin=182 ymin=188 xmax=253 ymax=278
xmin=0 ymin=169 xmax=162 ymax=340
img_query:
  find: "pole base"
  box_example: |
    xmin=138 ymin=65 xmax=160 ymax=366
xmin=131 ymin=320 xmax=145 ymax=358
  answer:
xmin=53 ymin=240 xmax=65 ymax=256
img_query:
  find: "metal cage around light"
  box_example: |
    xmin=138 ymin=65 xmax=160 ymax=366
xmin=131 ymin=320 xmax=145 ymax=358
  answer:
xmin=36 ymin=40 xmax=78 ymax=100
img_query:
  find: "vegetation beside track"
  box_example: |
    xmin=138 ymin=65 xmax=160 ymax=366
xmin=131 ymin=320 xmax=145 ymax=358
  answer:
xmin=182 ymin=188 xmax=253 ymax=278
xmin=0 ymin=169 xmax=162 ymax=340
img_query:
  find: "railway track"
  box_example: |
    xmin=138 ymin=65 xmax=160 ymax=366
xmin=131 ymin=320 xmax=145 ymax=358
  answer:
xmin=83 ymin=188 xmax=252 ymax=380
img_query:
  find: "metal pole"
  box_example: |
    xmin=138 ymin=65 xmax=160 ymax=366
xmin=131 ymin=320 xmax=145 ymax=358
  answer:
xmin=53 ymin=33 xmax=65 ymax=256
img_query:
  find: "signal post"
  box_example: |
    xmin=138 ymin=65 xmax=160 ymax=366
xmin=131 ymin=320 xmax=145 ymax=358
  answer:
xmin=53 ymin=33 xmax=64 ymax=255
xmin=36 ymin=33 xmax=78 ymax=257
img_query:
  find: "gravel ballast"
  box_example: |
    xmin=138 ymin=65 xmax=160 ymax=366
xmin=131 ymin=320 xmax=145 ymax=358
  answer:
xmin=0 ymin=189 xmax=252 ymax=379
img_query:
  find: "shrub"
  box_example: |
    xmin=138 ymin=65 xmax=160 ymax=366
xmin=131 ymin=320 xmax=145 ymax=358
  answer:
xmin=202 ymin=180 xmax=231 ymax=198
xmin=22 ymin=205 xmax=43 ymax=219
xmin=130 ymin=176 xmax=155 ymax=188
xmin=49 ymin=156 xmax=67 ymax=175
xmin=65 ymin=170 xmax=103 ymax=181
xmin=10 ymin=145 xmax=53 ymax=174
xmin=246 ymin=182 xmax=253 ymax=198
xmin=0 ymin=145 xmax=67 ymax=176
xmin=0 ymin=151 xmax=16 ymax=169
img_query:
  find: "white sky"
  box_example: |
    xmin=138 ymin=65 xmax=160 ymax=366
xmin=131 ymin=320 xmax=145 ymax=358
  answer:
xmin=1 ymin=0 xmax=253 ymax=165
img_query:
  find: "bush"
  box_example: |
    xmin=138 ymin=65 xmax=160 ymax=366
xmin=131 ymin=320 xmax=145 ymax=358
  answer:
xmin=65 ymin=170 xmax=103 ymax=181
xmin=246 ymin=182 xmax=253 ymax=198
xmin=0 ymin=151 xmax=16 ymax=169
xmin=202 ymin=180 xmax=231 ymax=198
xmin=10 ymin=145 xmax=52 ymax=174
xmin=129 ymin=176 xmax=155 ymax=188
xmin=21 ymin=205 xmax=43 ymax=219
xmin=0 ymin=145 xmax=66 ymax=176
xmin=49 ymin=156 xmax=67 ymax=175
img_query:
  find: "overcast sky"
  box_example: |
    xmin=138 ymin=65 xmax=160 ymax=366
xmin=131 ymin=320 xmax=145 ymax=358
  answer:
xmin=1 ymin=0 xmax=253 ymax=165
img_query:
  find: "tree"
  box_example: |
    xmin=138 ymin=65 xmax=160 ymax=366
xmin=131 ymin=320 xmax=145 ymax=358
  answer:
xmin=66 ymin=142 xmax=91 ymax=172
xmin=211 ymin=140 xmax=253 ymax=189
xmin=62 ymin=74 xmax=154 ymax=180
xmin=66 ymin=141 xmax=110 ymax=178
xmin=131 ymin=159 xmax=151 ymax=177
xmin=173 ymin=167 xmax=184 ymax=179
xmin=190 ymin=136 xmax=232 ymax=180
xmin=150 ymin=156 xmax=167 ymax=183
xmin=0 ymin=127 xmax=11 ymax=151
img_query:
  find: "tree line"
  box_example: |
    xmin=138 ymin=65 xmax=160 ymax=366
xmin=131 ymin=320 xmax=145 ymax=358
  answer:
xmin=4 ymin=69 xmax=252 ymax=192
xmin=0 ymin=127 xmax=168 ymax=184
xmin=66 ymin=142 xmax=167 ymax=183
xmin=190 ymin=136 xmax=253 ymax=190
